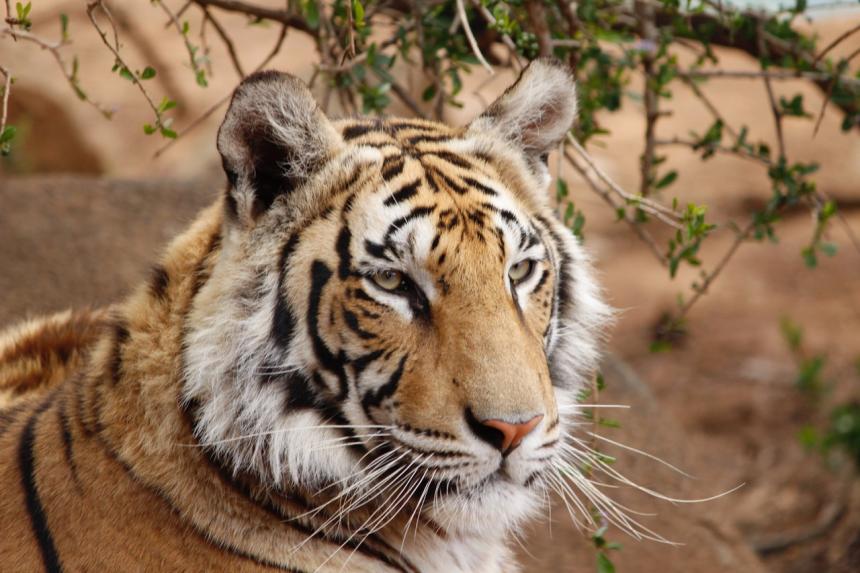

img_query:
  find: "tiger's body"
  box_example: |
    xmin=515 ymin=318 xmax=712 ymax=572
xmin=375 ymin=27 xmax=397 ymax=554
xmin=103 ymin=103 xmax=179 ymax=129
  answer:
xmin=0 ymin=60 xmax=611 ymax=572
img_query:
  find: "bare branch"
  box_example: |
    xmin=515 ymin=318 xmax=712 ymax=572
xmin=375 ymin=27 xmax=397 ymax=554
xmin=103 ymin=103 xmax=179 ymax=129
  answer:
xmin=681 ymin=68 xmax=860 ymax=89
xmin=813 ymin=21 xmax=860 ymax=66
xmin=567 ymin=134 xmax=683 ymax=227
xmin=563 ymin=143 xmax=670 ymax=267
xmin=389 ymin=80 xmax=428 ymax=119
xmin=202 ymin=7 xmax=245 ymax=78
xmin=525 ymin=0 xmax=552 ymax=58
xmin=756 ymin=20 xmax=786 ymax=159
xmin=0 ymin=26 xmax=114 ymax=118
xmin=678 ymin=74 xmax=740 ymax=141
xmin=191 ymin=0 xmax=314 ymax=35
xmin=636 ymin=0 xmax=659 ymax=197
xmin=154 ymin=22 xmax=288 ymax=158
xmin=456 ymin=0 xmax=493 ymax=74
xmin=676 ymin=219 xmax=756 ymax=320
xmin=0 ymin=64 xmax=10 ymax=141
xmin=655 ymin=137 xmax=769 ymax=166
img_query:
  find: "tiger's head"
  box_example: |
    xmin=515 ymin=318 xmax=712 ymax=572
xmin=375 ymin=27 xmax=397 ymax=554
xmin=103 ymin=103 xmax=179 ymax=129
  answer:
xmin=183 ymin=58 xmax=611 ymax=539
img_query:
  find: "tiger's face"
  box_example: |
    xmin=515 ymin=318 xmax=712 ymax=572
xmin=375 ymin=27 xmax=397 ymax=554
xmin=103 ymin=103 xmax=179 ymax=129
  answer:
xmin=184 ymin=59 xmax=611 ymax=538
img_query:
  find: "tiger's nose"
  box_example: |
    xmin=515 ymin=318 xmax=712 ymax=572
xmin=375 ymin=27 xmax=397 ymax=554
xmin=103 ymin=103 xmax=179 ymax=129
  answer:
xmin=468 ymin=411 xmax=544 ymax=454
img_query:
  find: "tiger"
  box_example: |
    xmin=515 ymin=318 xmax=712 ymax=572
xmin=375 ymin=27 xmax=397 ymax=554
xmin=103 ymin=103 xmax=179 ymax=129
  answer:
xmin=0 ymin=58 xmax=611 ymax=572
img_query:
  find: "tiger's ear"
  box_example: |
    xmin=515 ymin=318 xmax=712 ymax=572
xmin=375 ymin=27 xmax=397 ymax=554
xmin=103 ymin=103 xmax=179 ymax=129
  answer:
xmin=468 ymin=58 xmax=577 ymax=165
xmin=217 ymin=70 xmax=343 ymax=224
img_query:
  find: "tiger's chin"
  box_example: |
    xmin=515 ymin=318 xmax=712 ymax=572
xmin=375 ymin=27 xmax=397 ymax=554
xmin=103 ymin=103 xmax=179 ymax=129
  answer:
xmin=425 ymin=475 xmax=545 ymax=537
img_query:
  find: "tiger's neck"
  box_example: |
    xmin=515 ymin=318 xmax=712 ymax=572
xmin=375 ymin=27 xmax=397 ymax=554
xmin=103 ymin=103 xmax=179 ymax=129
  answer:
xmin=69 ymin=200 xmax=512 ymax=572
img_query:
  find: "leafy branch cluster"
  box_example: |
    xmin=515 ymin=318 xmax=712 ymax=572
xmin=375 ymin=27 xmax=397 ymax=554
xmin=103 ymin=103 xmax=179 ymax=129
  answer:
xmin=2 ymin=1 xmax=860 ymax=568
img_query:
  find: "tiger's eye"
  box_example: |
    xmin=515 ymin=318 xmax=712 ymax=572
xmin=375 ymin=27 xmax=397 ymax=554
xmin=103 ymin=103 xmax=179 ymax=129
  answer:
xmin=372 ymin=269 xmax=404 ymax=291
xmin=508 ymin=260 xmax=535 ymax=284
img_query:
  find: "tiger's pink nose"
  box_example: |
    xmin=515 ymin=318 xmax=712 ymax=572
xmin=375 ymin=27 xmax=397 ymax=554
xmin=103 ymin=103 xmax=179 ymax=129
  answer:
xmin=481 ymin=414 xmax=543 ymax=453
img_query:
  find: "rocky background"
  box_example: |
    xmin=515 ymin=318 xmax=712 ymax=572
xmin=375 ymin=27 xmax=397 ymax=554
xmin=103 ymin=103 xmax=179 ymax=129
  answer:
xmin=2 ymin=2 xmax=860 ymax=571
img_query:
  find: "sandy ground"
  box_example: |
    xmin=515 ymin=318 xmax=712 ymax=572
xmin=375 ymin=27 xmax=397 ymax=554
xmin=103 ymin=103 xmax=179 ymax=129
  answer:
xmin=2 ymin=1 xmax=860 ymax=571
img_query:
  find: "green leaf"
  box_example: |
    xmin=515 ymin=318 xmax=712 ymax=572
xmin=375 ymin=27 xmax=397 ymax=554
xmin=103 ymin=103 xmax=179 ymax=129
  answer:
xmin=802 ymin=246 xmax=817 ymax=268
xmin=59 ymin=13 xmax=69 ymax=40
xmin=140 ymin=66 xmax=157 ymax=80
xmin=421 ymin=85 xmax=437 ymax=102
xmin=0 ymin=125 xmax=16 ymax=155
xmin=118 ymin=66 xmax=135 ymax=82
xmin=143 ymin=123 xmax=157 ymax=135
xmin=0 ymin=125 xmax=17 ymax=145
xmin=160 ymin=126 xmax=178 ymax=139
xmin=157 ymin=97 xmax=177 ymax=113
xmin=182 ymin=21 xmax=190 ymax=35
xmin=655 ymin=170 xmax=678 ymax=190
xmin=195 ymin=69 xmax=208 ymax=87
xmin=353 ymin=0 xmax=366 ymax=31
xmin=302 ymin=0 xmax=320 ymax=28
xmin=820 ymin=242 xmax=838 ymax=257
xmin=780 ymin=316 xmax=803 ymax=351
xmin=797 ymin=425 xmax=818 ymax=449
xmin=597 ymin=552 xmax=616 ymax=573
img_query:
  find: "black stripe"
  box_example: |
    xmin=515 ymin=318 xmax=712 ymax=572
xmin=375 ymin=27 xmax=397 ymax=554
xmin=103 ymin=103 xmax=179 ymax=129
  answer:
xmin=433 ymin=170 xmax=467 ymax=195
xmin=272 ymin=233 xmax=301 ymax=348
xmin=382 ymin=180 xmax=420 ymax=207
xmin=424 ymin=151 xmax=473 ymax=169
xmin=343 ymin=307 xmax=376 ymax=340
xmin=362 ymin=355 xmax=407 ymax=411
xmin=109 ymin=322 xmax=130 ymax=385
xmin=149 ymin=265 xmax=170 ymax=300
xmin=461 ymin=176 xmax=498 ymax=196
xmin=284 ymin=374 xmax=318 ymax=410
xmin=383 ymin=206 xmax=435 ymax=243
xmin=406 ymin=133 xmax=451 ymax=145
xmin=387 ymin=119 xmax=440 ymax=132
xmin=57 ymin=394 xmax=81 ymax=488
xmin=342 ymin=123 xmax=374 ymax=140
xmin=307 ymin=261 xmax=349 ymax=400
xmin=336 ymin=227 xmax=353 ymax=280
xmin=381 ymin=155 xmax=405 ymax=181
xmin=533 ymin=269 xmax=550 ymax=293
xmin=364 ymin=239 xmax=392 ymax=262
xmin=19 ymin=396 xmax=63 ymax=573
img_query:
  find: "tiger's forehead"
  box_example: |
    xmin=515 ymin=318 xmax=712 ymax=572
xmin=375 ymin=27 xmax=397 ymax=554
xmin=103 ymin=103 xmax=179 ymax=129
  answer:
xmin=329 ymin=118 xmax=545 ymax=278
